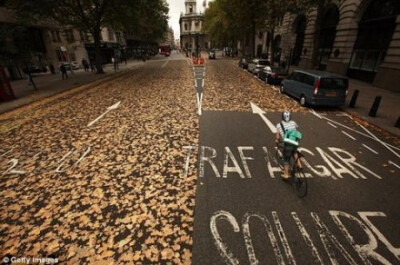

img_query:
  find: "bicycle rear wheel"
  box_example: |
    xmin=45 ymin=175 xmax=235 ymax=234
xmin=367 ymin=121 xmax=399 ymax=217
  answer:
xmin=293 ymin=169 xmax=308 ymax=198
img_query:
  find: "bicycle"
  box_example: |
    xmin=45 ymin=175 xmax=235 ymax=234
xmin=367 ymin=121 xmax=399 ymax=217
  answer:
xmin=275 ymin=143 xmax=308 ymax=198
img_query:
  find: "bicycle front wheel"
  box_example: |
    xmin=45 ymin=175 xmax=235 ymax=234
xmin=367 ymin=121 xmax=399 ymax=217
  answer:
xmin=293 ymin=169 xmax=308 ymax=198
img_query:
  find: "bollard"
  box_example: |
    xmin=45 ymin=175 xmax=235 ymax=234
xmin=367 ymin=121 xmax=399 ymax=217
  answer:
xmin=368 ymin=96 xmax=382 ymax=117
xmin=395 ymin=116 xmax=400 ymax=128
xmin=349 ymin=89 xmax=359 ymax=108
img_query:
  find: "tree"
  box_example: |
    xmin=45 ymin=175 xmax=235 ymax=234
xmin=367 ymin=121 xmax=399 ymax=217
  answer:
xmin=7 ymin=0 xmax=169 ymax=73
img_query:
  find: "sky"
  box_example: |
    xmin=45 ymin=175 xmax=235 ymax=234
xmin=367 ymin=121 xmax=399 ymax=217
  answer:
xmin=166 ymin=0 xmax=208 ymax=40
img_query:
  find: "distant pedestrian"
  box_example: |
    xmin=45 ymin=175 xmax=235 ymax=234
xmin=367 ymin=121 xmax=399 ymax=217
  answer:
xmin=90 ymin=61 xmax=96 ymax=72
xmin=60 ymin=64 xmax=68 ymax=79
xmin=82 ymin=58 xmax=89 ymax=71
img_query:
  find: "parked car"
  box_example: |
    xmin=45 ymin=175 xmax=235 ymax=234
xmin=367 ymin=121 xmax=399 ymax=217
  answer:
xmin=238 ymin=58 xmax=249 ymax=69
xmin=258 ymin=65 xmax=287 ymax=85
xmin=248 ymin=59 xmax=270 ymax=75
xmin=280 ymin=70 xmax=349 ymax=107
xmin=209 ymin=50 xmax=216 ymax=59
xmin=60 ymin=62 xmax=80 ymax=71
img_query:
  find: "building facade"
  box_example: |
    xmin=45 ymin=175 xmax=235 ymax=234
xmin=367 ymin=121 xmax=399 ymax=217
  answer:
xmin=258 ymin=0 xmax=400 ymax=91
xmin=179 ymin=0 xmax=209 ymax=56
xmin=0 ymin=3 xmax=125 ymax=80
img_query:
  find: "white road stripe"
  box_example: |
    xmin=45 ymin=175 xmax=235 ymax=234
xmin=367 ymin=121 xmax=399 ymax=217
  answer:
xmin=359 ymin=124 xmax=400 ymax=159
xmin=342 ymin=131 xmax=356 ymax=140
xmin=362 ymin=144 xmax=378 ymax=155
xmin=389 ymin=161 xmax=400 ymax=170
xmin=309 ymin=110 xmax=322 ymax=119
xmin=272 ymin=212 xmax=297 ymax=265
xmin=292 ymin=212 xmax=323 ymax=265
xmin=318 ymin=115 xmax=400 ymax=151
xmin=202 ymin=79 xmax=205 ymax=87
xmin=161 ymin=60 xmax=169 ymax=68
xmin=327 ymin=122 xmax=337 ymax=128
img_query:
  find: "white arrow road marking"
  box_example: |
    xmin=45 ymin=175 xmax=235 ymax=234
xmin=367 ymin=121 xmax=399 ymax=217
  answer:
xmin=88 ymin=101 xmax=121 ymax=127
xmin=250 ymin=102 xmax=277 ymax=134
xmin=197 ymin=93 xmax=203 ymax=115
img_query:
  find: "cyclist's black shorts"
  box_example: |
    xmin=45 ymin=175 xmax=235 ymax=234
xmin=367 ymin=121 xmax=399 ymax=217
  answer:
xmin=283 ymin=143 xmax=297 ymax=165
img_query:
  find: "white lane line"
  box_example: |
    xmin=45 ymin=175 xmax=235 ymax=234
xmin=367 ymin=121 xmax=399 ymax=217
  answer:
xmin=197 ymin=93 xmax=202 ymax=115
xmin=161 ymin=60 xmax=169 ymax=68
xmin=195 ymin=79 xmax=198 ymax=88
xmin=309 ymin=110 xmax=322 ymax=119
xmin=202 ymin=79 xmax=205 ymax=87
xmin=362 ymin=144 xmax=379 ymax=155
xmin=342 ymin=131 xmax=356 ymax=140
xmin=317 ymin=115 xmax=400 ymax=151
xmin=327 ymin=122 xmax=337 ymax=128
xmin=358 ymin=124 xmax=400 ymax=159
xmin=389 ymin=161 xmax=400 ymax=170
xmin=0 ymin=148 xmax=14 ymax=158
xmin=203 ymin=72 xmax=205 ymax=77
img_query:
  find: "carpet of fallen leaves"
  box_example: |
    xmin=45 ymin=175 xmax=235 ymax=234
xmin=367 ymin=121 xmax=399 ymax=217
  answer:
xmin=203 ymin=59 xmax=305 ymax=113
xmin=0 ymin=58 xmax=198 ymax=264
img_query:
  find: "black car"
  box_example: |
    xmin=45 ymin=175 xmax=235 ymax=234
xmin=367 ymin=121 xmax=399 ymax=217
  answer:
xmin=258 ymin=65 xmax=287 ymax=85
xmin=238 ymin=58 xmax=249 ymax=69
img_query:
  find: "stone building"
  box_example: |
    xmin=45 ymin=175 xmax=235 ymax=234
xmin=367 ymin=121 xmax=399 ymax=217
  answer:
xmin=179 ymin=0 xmax=209 ymax=56
xmin=257 ymin=0 xmax=400 ymax=91
xmin=0 ymin=2 xmax=125 ymax=79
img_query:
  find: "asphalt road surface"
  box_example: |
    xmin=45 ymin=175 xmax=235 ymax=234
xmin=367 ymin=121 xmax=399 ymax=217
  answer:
xmin=192 ymin=60 xmax=400 ymax=265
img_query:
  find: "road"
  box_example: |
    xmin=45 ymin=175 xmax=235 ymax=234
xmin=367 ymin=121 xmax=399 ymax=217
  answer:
xmin=0 ymin=53 xmax=399 ymax=264
xmin=193 ymin=59 xmax=400 ymax=265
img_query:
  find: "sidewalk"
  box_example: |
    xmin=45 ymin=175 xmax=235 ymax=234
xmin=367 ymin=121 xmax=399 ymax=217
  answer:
xmin=0 ymin=59 xmax=144 ymax=114
xmin=342 ymin=79 xmax=400 ymax=137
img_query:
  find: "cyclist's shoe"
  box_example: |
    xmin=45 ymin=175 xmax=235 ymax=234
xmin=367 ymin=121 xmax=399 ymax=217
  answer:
xmin=281 ymin=174 xmax=290 ymax=180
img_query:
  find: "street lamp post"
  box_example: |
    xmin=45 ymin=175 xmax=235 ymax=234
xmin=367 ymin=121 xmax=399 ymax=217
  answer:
xmin=196 ymin=33 xmax=199 ymax=58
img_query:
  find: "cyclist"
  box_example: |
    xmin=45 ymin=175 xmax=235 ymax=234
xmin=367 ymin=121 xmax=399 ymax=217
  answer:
xmin=275 ymin=111 xmax=302 ymax=179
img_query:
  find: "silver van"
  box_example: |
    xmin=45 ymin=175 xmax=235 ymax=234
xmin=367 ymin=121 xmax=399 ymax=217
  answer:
xmin=280 ymin=70 xmax=349 ymax=107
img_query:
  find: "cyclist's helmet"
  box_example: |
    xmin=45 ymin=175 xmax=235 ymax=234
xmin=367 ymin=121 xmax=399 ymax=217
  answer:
xmin=282 ymin=111 xmax=291 ymax=122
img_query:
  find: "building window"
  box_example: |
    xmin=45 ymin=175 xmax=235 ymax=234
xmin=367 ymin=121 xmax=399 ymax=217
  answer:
xmin=56 ymin=49 xmax=63 ymax=61
xmin=189 ymin=5 xmax=193 ymax=13
xmin=64 ymin=29 xmax=75 ymax=43
xmin=108 ymin=29 xmax=115 ymax=41
xmin=350 ymin=50 xmax=385 ymax=72
xmin=50 ymin=30 xmax=61 ymax=42
xmin=116 ymin=32 xmax=122 ymax=43
xmin=184 ymin=24 xmax=188 ymax=31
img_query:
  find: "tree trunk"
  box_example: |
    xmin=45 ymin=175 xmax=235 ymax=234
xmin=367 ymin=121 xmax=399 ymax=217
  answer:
xmin=93 ymin=29 xmax=104 ymax=74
